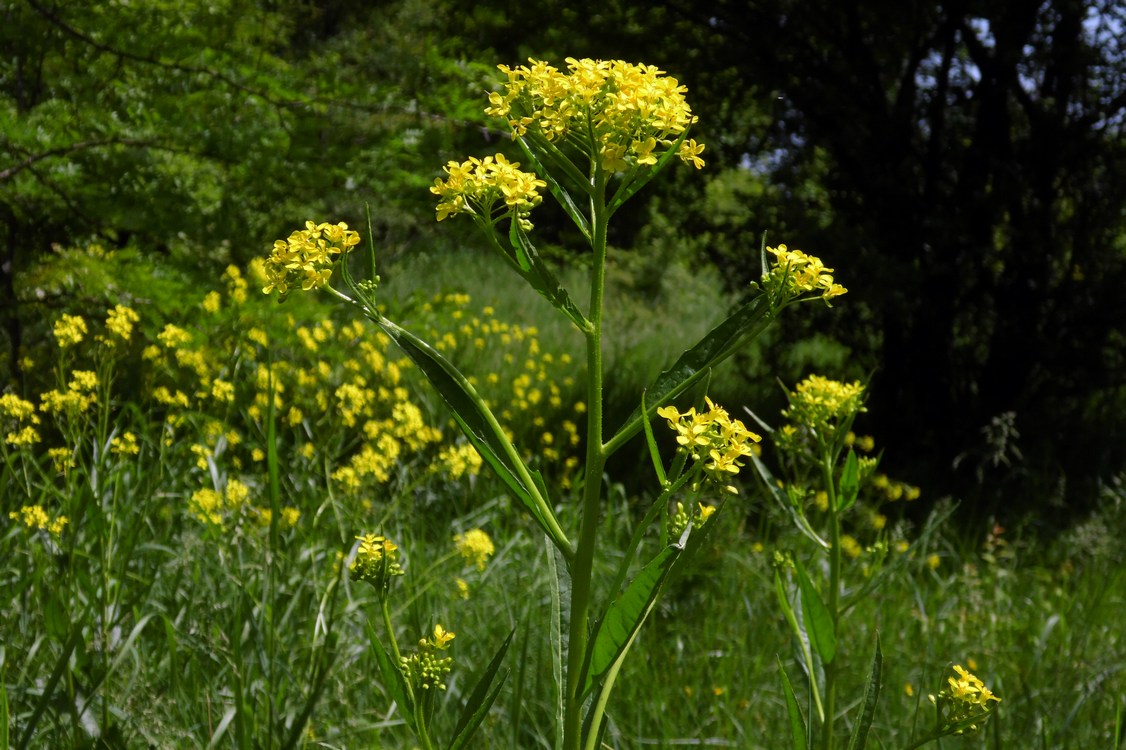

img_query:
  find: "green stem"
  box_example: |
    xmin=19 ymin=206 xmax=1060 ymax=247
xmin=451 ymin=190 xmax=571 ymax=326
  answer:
xmin=563 ymin=170 xmax=609 ymax=750
xmin=821 ymin=448 xmax=842 ymax=750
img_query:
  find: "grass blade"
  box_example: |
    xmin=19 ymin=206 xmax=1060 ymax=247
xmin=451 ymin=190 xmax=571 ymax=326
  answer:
xmin=778 ymin=656 xmax=810 ymax=750
xmin=448 ymin=628 xmax=515 ymax=750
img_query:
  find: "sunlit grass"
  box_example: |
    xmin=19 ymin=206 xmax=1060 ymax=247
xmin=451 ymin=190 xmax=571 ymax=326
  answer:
xmin=1 ymin=251 xmax=1124 ymax=748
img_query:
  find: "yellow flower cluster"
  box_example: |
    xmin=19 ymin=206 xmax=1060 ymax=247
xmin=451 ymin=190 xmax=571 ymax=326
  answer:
xmin=263 ymin=220 xmax=361 ymax=296
xmin=783 ymin=374 xmax=866 ymax=435
xmin=763 ymin=244 xmax=847 ymax=303
xmin=104 ymin=305 xmax=140 ymax=343
xmin=434 ymin=442 xmax=483 ymax=481
xmin=187 ymin=478 xmax=276 ymax=528
xmin=485 ymin=57 xmax=704 ymax=172
xmin=453 ymin=528 xmax=495 ymax=571
xmin=349 ymin=533 xmax=405 ymax=591
xmin=947 ymin=665 xmax=1001 ymax=707
xmin=657 ymin=397 xmax=762 ymax=494
xmin=431 ymin=154 xmax=547 ymax=229
xmin=1 ymin=393 xmax=41 ymax=447
xmin=401 ymin=624 xmax=455 ymax=691
xmin=9 ymin=504 xmax=68 ymax=536
xmin=53 ymin=314 xmax=87 ymax=348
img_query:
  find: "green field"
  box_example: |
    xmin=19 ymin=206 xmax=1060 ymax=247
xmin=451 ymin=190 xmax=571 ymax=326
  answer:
xmin=2 ymin=247 xmax=1123 ymax=749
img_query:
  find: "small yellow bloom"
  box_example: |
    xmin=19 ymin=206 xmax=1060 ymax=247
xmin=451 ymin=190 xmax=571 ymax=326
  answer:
xmin=926 ymin=553 xmax=941 ymax=570
xmin=105 ymin=305 xmax=141 ymax=342
xmin=110 ymin=432 xmax=140 ymax=456
xmin=53 ymin=314 xmax=87 ymax=348
xmin=454 ymin=528 xmax=495 ymax=571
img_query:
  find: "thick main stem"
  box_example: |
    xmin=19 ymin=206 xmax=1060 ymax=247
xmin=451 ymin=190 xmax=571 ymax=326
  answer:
xmin=563 ymin=172 xmax=608 ymax=750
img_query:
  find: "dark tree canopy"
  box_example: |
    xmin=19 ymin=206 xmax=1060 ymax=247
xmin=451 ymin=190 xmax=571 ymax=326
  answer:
xmin=4 ymin=0 xmax=1124 ymax=519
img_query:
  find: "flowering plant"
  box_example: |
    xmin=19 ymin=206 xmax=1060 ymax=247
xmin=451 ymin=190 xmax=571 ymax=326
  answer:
xmin=266 ymin=57 xmax=848 ymax=750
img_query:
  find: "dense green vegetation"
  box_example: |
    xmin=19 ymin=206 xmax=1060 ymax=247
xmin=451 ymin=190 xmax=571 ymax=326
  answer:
xmin=4 ymin=0 xmax=1125 ymax=513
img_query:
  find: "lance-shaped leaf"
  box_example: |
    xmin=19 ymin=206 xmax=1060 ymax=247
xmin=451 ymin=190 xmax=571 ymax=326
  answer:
xmin=581 ymin=539 xmax=685 ymax=699
xmin=606 ymin=292 xmax=775 ymax=454
xmin=777 ymin=657 xmax=810 ymax=750
xmin=448 ymin=628 xmax=515 ymax=750
xmin=516 ymin=134 xmax=591 ymax=241
xmin=547 ymin=539 xmax=570 ymax=750
xmin=837 ymin=449 xmax=860 ymax=512
xmin=794 ymin=558 xmax=837 ymax=665
xmin=846 ymin=632 xmax=883 ymax=750
xmin=508 ymin=221 xmax=590 ymax=331
xmin=365 ymin=620 xmax=414 ymax=727
xmin=359 ymin=309 xmax=570 ymax=552
xmin=606 ymin=129 xmax=690 ymax=217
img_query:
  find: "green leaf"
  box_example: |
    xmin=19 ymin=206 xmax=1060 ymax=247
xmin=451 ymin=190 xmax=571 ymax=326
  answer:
xmin=640 ymin=389 xmax=667 ymax=486
xmin=837 ymin=450 xmax=860 ymax=512
xmin=357 ymin=309 xmax=567 ymax=551
xmin=794 ymin=558 xmax=837 ymax=665
xmin=547 ymin=540 xmax=569 ymax=750
xmin=364 ymin=620 xmax=415 ymax=727
xmin=44 ymin=591 xmax=68 ymax=641
xmin=448 ymin=628 xmax=514 ymax=750
xmin=847 ymin=632 xmax=883 ymax=750
xmin=582 ymin=539 xmax=684 ymax=698
xmin=607 ymin=292 xmax=775 ymax=454
xmin=508 ymin=222 xmax=590 ymax=330
xmin=778 ymin=657 xmax=810 ymax=750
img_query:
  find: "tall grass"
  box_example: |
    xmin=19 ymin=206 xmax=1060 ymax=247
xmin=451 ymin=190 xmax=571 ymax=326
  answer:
xmin=1 ymin=247 xmax=1123 ymax=748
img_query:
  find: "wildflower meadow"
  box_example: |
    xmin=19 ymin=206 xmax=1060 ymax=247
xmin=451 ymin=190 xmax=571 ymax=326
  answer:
xmin=3 ymin=53 xmax=1125 ymax=750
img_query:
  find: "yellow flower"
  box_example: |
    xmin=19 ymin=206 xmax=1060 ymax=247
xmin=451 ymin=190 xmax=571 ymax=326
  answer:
xmin=9 ymin=505 xmax=66 ymax=536
xmin=658 ymin=397 xmax=761 ymax=491
xmin=431 ymin=153 xmax=547 ymax=229
xmin=947 ymin=665 xmax=1001 ymax=707
xmin=455 ymin=578 xmax=470 ymax=599
xmin=762 ymin=244 xmax=847 ymax=305
xmin=110 ymin=432 xmax=140 ymax=455
xmin=262 ymin=220 xmax=361 ymax=296
xmin=926 ymin=553 xmax=941 ymax=570
xmin=485 ymin=58 xmax=702 ymax=173
xmin=53 ymin=314 xmax=87 ymax=348
xmin=105 ymin=305 xmax=141 ymax=342
xmin=201 ymin=291 xmax=221 ymax=314
xmin=782 ymin=374 xmax=865 ymax=437
xmin=454 ymin=528 xmax=496 ymax=571
xmin=350 ymin=533 xmax=405 ymax=590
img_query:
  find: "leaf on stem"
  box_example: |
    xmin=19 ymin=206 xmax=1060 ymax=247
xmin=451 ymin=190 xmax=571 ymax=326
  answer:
xmin=795 ymin=558 xmax=837 ymax=665
xmin=837 ymin=449 xmax=860 ymax=513
xmin=364 ymin=619 xmax=415 ymax=727
xmin=777 ymin=656 xmax=810 ymax=750
xmin=581 ymin=539 xmax=685 ymax=699
xmin=846 ymin=632 xmax=883 ymax=750
xmin=508 ymin=222 xmax=590 ymax=331
xmin=750 ymin=452 xmax=830 ymax=549
xmin=359 ymin=311 xmax=567 ymax=551
xmin=607 ymin=293 xmax=775 ymax=454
